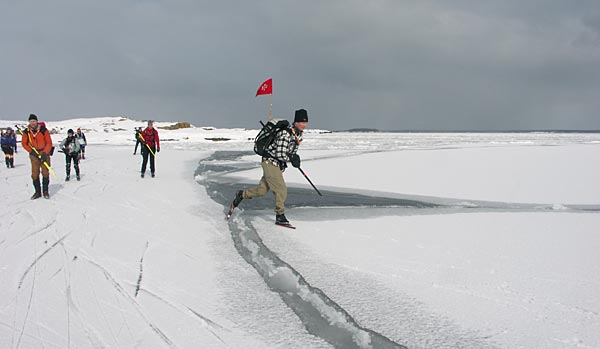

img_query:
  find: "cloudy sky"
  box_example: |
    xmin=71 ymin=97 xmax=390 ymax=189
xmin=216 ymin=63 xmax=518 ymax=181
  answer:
xmin=1 ymin=0 xmax=599 ymax=130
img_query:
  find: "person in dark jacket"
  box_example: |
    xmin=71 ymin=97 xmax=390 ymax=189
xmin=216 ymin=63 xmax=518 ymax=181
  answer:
xmin=1 ymin=127 xmax=17 ymax=168
xmin=230 ymin=109 xmax=308 ymax=226
xmin=133 ymin=127 xmax=143 ymax=155
xmin=139 ymin=120 xmax=160 ymax=178
xmin=76 ymin=128 xmax=87 ymax=159
xmin=11 ymin=128 xmax=18 ymax=153
xmin=59 ymin=129 xmax=81 ymax=181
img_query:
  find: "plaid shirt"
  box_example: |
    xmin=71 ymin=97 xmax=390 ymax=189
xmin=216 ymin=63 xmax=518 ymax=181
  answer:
xmin=263 ymin=127 xmax=302 ymax=169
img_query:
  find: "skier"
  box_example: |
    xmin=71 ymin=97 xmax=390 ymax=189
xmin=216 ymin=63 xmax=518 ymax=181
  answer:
xmin=21 ymin=114 xmax=53 ymax=199
xmin=76 ymin=128 xmax=87 ymax=159
xmin=139 ymin=120 xmax=160 ymax=178
xmin=1 ymin=127 xmax=16 ymax=168
xmin=229 ymin=109 xmax=308 ymax=227
xmin=59 ymin=129 xmax=81 ymax=181
xmin=133 ymin=127 xmax=143 ymax=155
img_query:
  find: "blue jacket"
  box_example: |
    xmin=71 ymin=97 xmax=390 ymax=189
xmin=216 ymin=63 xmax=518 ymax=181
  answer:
xmin=1 ymin=133 xmax=17 ymax=148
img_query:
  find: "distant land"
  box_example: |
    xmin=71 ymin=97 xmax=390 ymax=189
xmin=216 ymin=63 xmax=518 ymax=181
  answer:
xmin=337 ymin=128 xmax=600 ymax=133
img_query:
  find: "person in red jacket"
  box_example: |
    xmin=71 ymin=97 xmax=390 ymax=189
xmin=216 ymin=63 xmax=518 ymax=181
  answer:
xmin=139 ymin=120 xmax=160 ymax=178
xmin=21 ymin=114 xmax=53 ymax=199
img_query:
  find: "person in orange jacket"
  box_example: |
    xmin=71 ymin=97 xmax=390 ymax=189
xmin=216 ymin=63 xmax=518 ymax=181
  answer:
xmin=21 ymin=114 xmax=53 ymax=199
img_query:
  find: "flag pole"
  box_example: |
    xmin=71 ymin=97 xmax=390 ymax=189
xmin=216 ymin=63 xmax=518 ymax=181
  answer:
xmin=269 ymin=93 xmax=273 ymax=120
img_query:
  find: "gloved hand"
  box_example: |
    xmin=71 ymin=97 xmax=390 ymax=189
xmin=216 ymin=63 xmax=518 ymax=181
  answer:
xmin=40 ymin=153 xmax=49 ymax=161
xmin=156 ymin=147 xmax=160 ymax=153
xmin=29 ymin=150 xmax=38 ymax=158
xmin=291 ymin=154 xmax=301 ymax=168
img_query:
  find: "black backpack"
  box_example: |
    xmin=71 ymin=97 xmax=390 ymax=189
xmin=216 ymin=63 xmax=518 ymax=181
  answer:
xmin=254 ymin=119 xmax=289 ymax=157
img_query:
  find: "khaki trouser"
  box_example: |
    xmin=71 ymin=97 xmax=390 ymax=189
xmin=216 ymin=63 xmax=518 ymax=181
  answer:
xmin=30 ymin=154 xmax=50 ymax=180
xmin=243 ymin=160 xmax=287 ymax=215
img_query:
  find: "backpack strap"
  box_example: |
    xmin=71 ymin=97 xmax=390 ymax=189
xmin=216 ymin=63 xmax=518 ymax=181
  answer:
xmin=289 ymin=127 xmax=302 ymax=145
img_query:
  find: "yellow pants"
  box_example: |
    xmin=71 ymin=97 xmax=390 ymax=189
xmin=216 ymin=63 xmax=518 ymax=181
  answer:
xmin=243 ymin=160 xmax=287 ymax=215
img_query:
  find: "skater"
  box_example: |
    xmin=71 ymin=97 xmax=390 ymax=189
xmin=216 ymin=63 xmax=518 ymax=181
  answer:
xmin=75 ymin=128 xmax=87 ymax=159
xmin=10 ymin=127 xmax=18 ymax=153
xmin=59 ymin=129 xmax=81 ymax=181
xmin=133 ymin=127 xmax=143 ymax=155
xmin=21 ymin=114 xmax=53 ymax=199
xmin=140 ymin=120 xmax=160 ymax=178
xmin=230 ymin=109 xmax=308 ymax=226
xmin=1 ymin=127 xmax=16 ymax=168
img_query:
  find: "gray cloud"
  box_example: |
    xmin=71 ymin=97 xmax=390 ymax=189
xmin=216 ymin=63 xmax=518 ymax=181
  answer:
xmin=1 ymin=0 xmax=599 ymax=130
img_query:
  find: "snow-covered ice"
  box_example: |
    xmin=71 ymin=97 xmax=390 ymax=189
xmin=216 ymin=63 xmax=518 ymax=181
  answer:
xmin=1 ymin=117 xmax=599 ymax=348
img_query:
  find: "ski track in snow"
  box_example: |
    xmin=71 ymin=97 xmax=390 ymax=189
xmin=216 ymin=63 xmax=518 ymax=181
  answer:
xmin=136 ymin=286 xmax=228 ymax=333
xmin=131 ymin=285 xmax=232 ymax=348
xmin=57 ymin=243 xmax=72 ymax=349
xmin=14 ymin=235 xmax=39 ymax=349
xmin=18 ymin=233 xmax=72 ymax=290
xmin=186 ymin=306 xmax=231 ymax=348
xmin=135 ymin=241 xmax=149 ymax=298
xmin=0 ymin=320 xmax=64 ymax=349
xmin=17 ymin=217 xmax=58 ymax=244
xmin=66 ymin=285 xmax=109 ymax=348
xmin=83 ymin=257 xmax=176 ymax=347
xmin=82 ymin=256 xmax=136 ymax=346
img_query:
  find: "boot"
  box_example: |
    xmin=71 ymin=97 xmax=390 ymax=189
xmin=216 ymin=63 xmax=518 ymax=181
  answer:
xmin=275 ymin=214 xmax=290 ymax=225
xmin=151 ymin=172 xmax=155 ymax=178
xmin=42 ymin=177 xmax=50 ymax=199
xmin=76 ymin=169 xmax=80 ymax=181
xmin=5 ymin=158 xmax=8 ymax=168
xmin=232 ymin=190 xmax=244 ymax=208
xmin=141 ymin=172 xmax=145 ymax=178
xmin=31 ymin=179 xmax=42 ymax=200
xmin=10 ymin=158 xmax=14 ymax=168
xmin=65 ymin=176 xmax=70 ymax=181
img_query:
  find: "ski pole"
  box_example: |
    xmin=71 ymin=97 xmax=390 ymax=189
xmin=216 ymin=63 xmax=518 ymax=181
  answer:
xmin=15 ymin=125 xmax=56 ymax=177
xmin=137 ymin=133 xmax=156 ymax=157
xmin=297 ymin=167 xmax=322 ymax=196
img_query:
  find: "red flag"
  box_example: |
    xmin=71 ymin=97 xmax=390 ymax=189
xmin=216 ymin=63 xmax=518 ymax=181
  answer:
xmin=255 ymin=78 xmax=272 ymax=96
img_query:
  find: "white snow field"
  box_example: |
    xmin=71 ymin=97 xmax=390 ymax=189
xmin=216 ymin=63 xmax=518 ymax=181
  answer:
xmin=1 ymin=117 xmax=599 ymax=349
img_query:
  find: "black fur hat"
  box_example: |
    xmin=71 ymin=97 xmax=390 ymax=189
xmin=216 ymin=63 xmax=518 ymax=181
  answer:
xmin=294 ymin=109 xmax=308 ymax=123
xmin=28 ymin=114 xmax=38 ymax=121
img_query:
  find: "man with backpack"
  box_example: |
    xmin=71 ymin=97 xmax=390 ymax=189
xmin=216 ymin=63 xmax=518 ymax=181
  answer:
xmin=21 ymin=114 xmax=53 ymax=199
xmin=59 ymin=129 xmax=81 ymax=181
xmin=76 ymin=128 xmax=87 ymax=159
xmin=229 ymin=109 xmax=308 ymax=227
xmin=133 ymin=127 xmax=143 ymax=155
